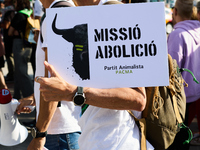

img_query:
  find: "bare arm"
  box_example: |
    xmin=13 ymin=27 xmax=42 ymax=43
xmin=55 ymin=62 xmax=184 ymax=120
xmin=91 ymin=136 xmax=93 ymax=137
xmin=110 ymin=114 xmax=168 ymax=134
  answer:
xmin=27 ymin=94 xmax=58 ymax=150
xmin=28 ymin=48 xmax=58 ymax=150
xmin=36 ymin=61 xmax=146 ymax=111
xmin=83 ymin=87 xmax=146 ymax=111
xmin=28 ymin=95 xmax=58 ymax=150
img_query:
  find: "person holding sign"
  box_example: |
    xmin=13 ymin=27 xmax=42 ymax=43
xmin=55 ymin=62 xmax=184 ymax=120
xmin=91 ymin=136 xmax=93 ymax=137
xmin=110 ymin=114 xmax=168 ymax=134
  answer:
xmin=23 ymin=0 xmax=81 ymax=150
xmin=34 ymin=0 xmax=154 ymax=149
xmin=36 ymin=61 xmax=154 ymax=150
xmin=168 ymin=0 xmax=200 ymax=149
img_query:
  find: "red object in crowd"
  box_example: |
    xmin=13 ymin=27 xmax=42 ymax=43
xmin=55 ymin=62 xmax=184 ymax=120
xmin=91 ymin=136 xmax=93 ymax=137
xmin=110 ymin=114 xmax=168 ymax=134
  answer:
xmin=0 ymin=89 xmax=12 ymax=104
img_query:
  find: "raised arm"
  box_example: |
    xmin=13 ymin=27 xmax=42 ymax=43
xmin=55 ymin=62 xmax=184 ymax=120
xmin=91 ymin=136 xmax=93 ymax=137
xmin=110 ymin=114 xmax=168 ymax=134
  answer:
xmin=36 ymin=61 xmax=146 ymax=112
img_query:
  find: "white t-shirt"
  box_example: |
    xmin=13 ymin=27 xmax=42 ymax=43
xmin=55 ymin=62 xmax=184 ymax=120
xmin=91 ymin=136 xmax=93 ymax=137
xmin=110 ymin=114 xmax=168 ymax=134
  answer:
xmin=78 ymin=0 xmax=154 ymax=149
xmin=34 ymin=0 xmax=81 ymax=134
xmin=34 ymin=0 xmax=44 ymax=18
xmin=78 ymin=107 xmax=154 ymax=150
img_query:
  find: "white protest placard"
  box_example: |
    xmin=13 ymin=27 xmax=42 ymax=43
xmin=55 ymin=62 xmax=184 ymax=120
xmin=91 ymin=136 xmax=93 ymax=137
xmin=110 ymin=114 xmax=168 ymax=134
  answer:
xmin=46 ymin=2 xmax=169 ymax=88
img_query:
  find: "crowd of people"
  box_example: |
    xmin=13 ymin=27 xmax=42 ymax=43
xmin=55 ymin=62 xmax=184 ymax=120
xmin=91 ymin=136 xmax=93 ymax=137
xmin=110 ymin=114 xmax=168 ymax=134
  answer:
xmin=0 ymin=0 xmax=200 ymax=150
xmin=0 ymin=0 xmax=42 ymax=96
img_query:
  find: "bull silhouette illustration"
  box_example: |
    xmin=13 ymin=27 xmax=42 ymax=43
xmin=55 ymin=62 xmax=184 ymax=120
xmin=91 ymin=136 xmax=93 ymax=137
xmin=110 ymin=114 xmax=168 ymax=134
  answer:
xmin=52 ymin=14 xmax=90 ymax=80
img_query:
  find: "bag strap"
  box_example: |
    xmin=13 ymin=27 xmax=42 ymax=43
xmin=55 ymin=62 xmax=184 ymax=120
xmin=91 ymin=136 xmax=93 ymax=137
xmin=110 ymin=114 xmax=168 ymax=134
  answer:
xmin=127 ymin=110 xmax=147 ymax=150
xmin=152 ymin=55 xmax=183 ymax=124
xmin=167 ymin=54 xmax=183 ymax=124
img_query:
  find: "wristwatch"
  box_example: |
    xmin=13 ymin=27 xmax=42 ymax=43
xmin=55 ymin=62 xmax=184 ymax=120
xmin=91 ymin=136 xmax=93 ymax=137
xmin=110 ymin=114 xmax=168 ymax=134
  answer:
xmin=73 ymin=86 xmax=86 ymax=106
xmin=31 ymin=127 xmax=47 ymax=138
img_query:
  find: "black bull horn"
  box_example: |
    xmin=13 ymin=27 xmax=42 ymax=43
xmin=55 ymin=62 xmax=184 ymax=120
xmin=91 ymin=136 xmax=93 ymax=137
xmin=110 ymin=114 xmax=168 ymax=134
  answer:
xmin=51 ymin=14 xmax=90 ymax=80
xmin=52 ymin=14 xmax=74 ymax=42
xmin=52 ymin=14 xmax=63 ymax=35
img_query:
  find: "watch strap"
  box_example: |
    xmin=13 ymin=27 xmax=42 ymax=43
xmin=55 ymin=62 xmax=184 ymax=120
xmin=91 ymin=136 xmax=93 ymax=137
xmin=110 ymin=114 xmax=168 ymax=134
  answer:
xmin=32 ymin=127 xmax=47 ymax=138
xmin=36 ymin=130 xmax=47 ymax=138
xmin=77 ymin=86 xmax=83 ymax=94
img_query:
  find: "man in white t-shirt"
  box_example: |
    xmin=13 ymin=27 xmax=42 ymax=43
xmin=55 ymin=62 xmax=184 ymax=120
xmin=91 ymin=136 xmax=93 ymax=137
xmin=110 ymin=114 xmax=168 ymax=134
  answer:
xmin=34 ymin=0 xmax=44 ymax=21
xmin=34 ymin=0 xmax=154 ymax=149
xmin=16 ymin=0 xmax=81 ymax=150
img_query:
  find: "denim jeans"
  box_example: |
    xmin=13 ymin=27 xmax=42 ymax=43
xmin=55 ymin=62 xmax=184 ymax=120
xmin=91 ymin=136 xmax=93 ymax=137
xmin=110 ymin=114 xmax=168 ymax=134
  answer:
xmin=45 ymin=132 xmax=81 ymax=150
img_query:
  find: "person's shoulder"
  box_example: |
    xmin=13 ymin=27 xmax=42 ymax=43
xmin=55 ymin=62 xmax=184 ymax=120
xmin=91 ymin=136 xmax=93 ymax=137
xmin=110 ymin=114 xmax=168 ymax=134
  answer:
xmin=15 ymin=12 xmax=28 ymax=18
xmin=169 ymin=24 xmax=187 ymax=38
xmin=167 ymin=29 xmax=185 ymax=46
xmin=168 ymin=29 xmax=180 ymax=38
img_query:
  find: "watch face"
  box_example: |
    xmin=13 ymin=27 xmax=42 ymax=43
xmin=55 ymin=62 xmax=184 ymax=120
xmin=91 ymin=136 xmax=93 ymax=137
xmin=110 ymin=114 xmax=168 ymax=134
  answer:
xmin=31 ymin=128 xmax=37 ymax=138
xmin=74 ymin=94 xmax=85 ymax=106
